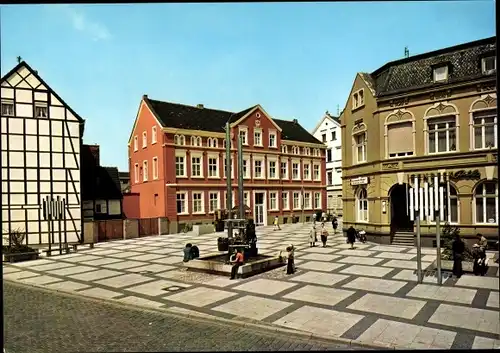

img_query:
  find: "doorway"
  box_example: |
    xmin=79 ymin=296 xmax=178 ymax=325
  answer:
xmin=389 ymin=183 xmax=413 ymax=233
xmin=254 ymin=192 xmax=265 ymax=226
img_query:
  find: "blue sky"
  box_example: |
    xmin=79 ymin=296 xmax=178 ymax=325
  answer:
xmin=1 ymin=2 xmax=495 ymax=171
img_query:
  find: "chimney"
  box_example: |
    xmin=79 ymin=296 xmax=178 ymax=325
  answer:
xmin=197 ymin=104 xmax=204 ymax=109
xmin=292 ymin=118 xmax=298 ymax=124
xmin=88 ymin=144 xmax=100 ymax=166
xmin=142 ymin=94 xmax=148 ymax=100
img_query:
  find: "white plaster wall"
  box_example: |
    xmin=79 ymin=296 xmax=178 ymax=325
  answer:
xmin=108 ymin=200 xmax=122 ymax=215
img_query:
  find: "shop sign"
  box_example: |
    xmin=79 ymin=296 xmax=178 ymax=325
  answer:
xmin=449 ymin=169 xmax=481 ymax=180
xmin=350 ymin=176 xmax=369 ymax=186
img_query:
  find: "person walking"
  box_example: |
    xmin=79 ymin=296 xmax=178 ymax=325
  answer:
xmin=346 ymin=225 xmax=356 ymax=249
xmin=320 ymin=223 xmax=329 ymax=247
xmin=452 ymin=234 xmax=465 ymax=278
xmin=286 ymin=244 xmax=295 ymax=275
xmin=230 ymin=249 xmax=244 ymax=280
xmin=309 ymin=225 xmax=317 ymax=247
xmin=312 ymin=213 xmax=317 ymax=226
xmin=273 ymin=215 xmax=281 ymax=231
xmin=332 ymin=216 xmax=338 ymax=235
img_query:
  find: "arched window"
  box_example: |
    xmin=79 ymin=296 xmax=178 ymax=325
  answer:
xmin=281 ymin=145 xmax=288 ymax=154
xmin=197 ymin=137 xmax=202 ymax=146
xmin=174 ymin=135 xmax=179 ymax=145
xmin=356 ymin=188 xmax=368 ymax=222
xmin=212 ymin=138 xmax=218 ymax=148
xmin=304 ymin=147 xmax=310 ymax=156
xmin=470 ymin=95 xmax=497 ymax=150
xmin=448 ymin=185 xmax=459 ymax=224
xmin=474 ymin=181 xmax=498 ymax=224
xmin=207 ymin=137 xmax=213 ymax=148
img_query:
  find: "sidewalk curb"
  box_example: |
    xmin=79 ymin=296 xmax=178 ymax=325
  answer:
xmin=5 ymin=279 xmax=392 ymax=350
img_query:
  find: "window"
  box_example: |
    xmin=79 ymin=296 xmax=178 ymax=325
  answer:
xmin=281 ymin=145 xmax=288 ymax=154
xmin=176 ymin=192 xmax=187 ymax=214
xmin=304 ymin=192 xmax=311 ymax=209
xmin=354 ymin=132 xmax=367 ymax=163
xmin=388 ymin=122 xmax=414 ymax=158
xmin=269 ymin=192 xmax=277 ymax=210
xmin=475 ymin=181 xmax=498 ymax=224
xmin=433 ymin=65 xmax=448 ymax=82
xmin=292 ymin=146 xmax=299 ymax=155
xmin=208 ymin=157 xmax=218 ymax=177
xmin=35 ymin=105 xmax=47 ymax=118
xmin=152 ymin=157 xmax=158 ymax=180
xmin=207 ymin=137 xmax=218 ymax=148
xmin=282 ymin=192 xmax=289 ymax=210
xmin=303 ymin=147 xmax=310 ymax=156
xmin=327 ymin=171 xmax=333 ymax=185
xmin=209 ymin=192 xmax=219 ymax=213
xmin=428 ymin=117 xmax=456 ymax=154
xmin=269 ymin=132 xmax=277 ymax=148
xmin=192 ymin=192 xmax=204 ymax=213
xmin=352 ymin=89 xmax=364 ymax=110
xmin=473 ymin=109 xmax=497 ymax=149
xmin=313 ymin=164 xmax=320 ymax=181
xmin=133 ymin=136 xmax=138 ymax=151
xmin=134 ymin=163 xmax=139 ymax=183
xmin=152 ymin=126 xmax=157 ymax=144
xmin=313 ymin=148 xmax=321 ymax=157
xmin=174 ymin=135 xmax=185 ymax=146
xmin=95 ymin=202 xmax=107 ymax=214
xmin=243 ymin=158 xmax=250 ymax=179
xmin=293 ymin=192 xmax=301 ymax=210
xmin=190 ymin=136 xmax=201 ymax=146
xmin=223 ymin=157 xmax=234 ymax=178
xmin=292 ymin=162 xmax=300 ymax=180
xmin=1 ymin=101 xmax=14 ymax=116
xmin=254 ymin=129 xmax=262 ymax=146
xmin=356 ymin=188 xmax=368 ymax=222
xmin=239 ymin=128 xmax=248 ymax=145
xmin=191 ymin=156 xmax=202 ymax=177
xmin=303 ymin=163 xmax=310 ymax=180
xmin=142 ymin=131 xmax=147 ymax=148
xmin=244 ymin=191 xmax=249 ymax=207
xmin=314 ymin=192 xmax=321 ymax=209
xmin=322 ymin=134 xmax=327 ymax=143
xmin=331 ymin=131 xmax=336 ymax=141
xmin=482 ymin=56 xmax=496 ymax=74
xmin=280 ymin=161 xmax=288 ymax=179
xmin=142 ymin=160 xmax=148 ymax=181
xmin=175 ymin=156 xmax=185 ymax=177
xmin=448 ymin=185 xmax=459 ymax=224
xmin=327 ymin=149 xmax=332 ymax=162
xmin=254 ymin=160 xmax=262 ymax=178
xmin=268 ymin=160 xmax=277 ymax=179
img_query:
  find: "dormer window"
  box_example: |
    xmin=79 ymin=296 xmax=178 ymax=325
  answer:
xmin=352 ymin=89 xmax=364 ymax=110
xmin=482 ymin=56 xmax=496 ymax=74
xmin=433 ymin=65 xmax=448 ymax=82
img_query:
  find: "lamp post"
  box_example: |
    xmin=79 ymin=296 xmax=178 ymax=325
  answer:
xmin=237 ymin=135 xmax=244 ymax=220
xmin=225 ymin=122 xmax=233 ymax=240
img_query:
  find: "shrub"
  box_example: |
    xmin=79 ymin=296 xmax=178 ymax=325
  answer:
xmin=2 ymin=229 xmax=36 ymax=254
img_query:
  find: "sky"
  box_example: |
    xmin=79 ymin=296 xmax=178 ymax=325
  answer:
xmin=0 ymin=2 xmax=495 ymax=171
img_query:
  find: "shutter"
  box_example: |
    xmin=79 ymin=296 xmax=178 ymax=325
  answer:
xmin=388 ymin=122 xmax=413 ymax=154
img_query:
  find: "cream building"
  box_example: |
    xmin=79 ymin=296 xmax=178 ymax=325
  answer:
xmin=341 ymin=36 xmax=497 ymax=247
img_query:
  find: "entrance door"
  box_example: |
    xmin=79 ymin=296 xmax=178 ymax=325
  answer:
xmin=390 ymin=184 xmax=413 ymax=233
xmin=254 ymin=192 xmax=264 ymax=226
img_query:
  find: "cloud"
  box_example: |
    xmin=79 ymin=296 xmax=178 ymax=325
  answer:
xmin=62 ymin=5 xmax=111 ymax=41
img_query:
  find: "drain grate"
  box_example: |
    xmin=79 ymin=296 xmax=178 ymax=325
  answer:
xmin=162 ymin=286 xmax=182 ymax=292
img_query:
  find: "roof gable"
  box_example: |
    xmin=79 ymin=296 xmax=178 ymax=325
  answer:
xmin=311 ymin=113 xmax=340 ymax=135
xmin=1 ymin=61 xmax=84 ymax=123
xmin=230 ymin=105 xmax=283 ymax=132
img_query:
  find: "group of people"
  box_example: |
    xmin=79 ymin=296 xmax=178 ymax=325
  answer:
xmin=452 ymin=233 xmax=496 ymax=278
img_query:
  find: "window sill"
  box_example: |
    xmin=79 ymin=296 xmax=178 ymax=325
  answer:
xmin=269 ymin=146 xmax=278 ymax=149
xmin=193 ymin=211 xmax=206 ymax=215
xmin=427 ymin=151 xmax=458 ymax=156
xmin=474 ymin=222 xmax=498 ymax=226
xmin=176 ymin=175 xmax=188 ymax=179
xmin=153 ymin=177 xmax=159 ymax=180
xmin=269 ymin=209 xmax=279 ymax=212
xmin=356 ymin=220 xmax=369 ymax=223
xmin=352 ymin=104 xmax=365 ymax=112
xmin=254 ymin=144 xmax=264 ymax=148
xmin=208 ymin=176 xmax=220 ymax=179
xmin=152 ymin=141 xmax=157 ymax=145
xmin=191 ymin=176 xmax=204 ymax=179
xmin=178 ymin=212 xmax=189 ymax=216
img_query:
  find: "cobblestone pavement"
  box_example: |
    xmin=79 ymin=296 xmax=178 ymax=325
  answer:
xmin=3 ymin=222 xmax=500 ymax=350
xmin=3 ymin=281 xmax=356 ymax=353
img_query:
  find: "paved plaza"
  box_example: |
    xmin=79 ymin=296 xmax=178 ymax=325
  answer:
xmin=3 ymin=222 xmax=500 ymax=350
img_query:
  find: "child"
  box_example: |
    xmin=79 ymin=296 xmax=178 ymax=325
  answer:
xmin=309 ymin=225 xmax=317 ymax=247
xmin=273 ymin=215 xmax=281 ymax=231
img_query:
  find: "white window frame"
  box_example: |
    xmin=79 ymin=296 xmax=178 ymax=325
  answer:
xmin=176 ymin=191 xmax=188 ymax=215
xmin=314 ymin=192 xmax=321 ymax=209
xmin=293 ymin=192 xmax=301 ymax=210
xmin=268 ymin=158 xmax=278 ymax=179
xmin=472 ymin=109 xmax=497 ymax=150
xmin=327 ymin=171 xmax=333 ymax=185
xmin=207 ymin=137 xmax=218 ymax=148
xmin=269 ymin=191 xmax=278 ymax=211
xmin=207 ymin=153 xmax=219 ymax=178
xmin=142 ymin=160 xmax=148 ymax=182
xmin=242 ymin=156 xmax=250 ymax=179
xmin=253 ymin=156 xmax=265 ymax=179
xmin=208 ymin=191 xmax=220 ymax=214
xmin=142 ymin=131 xmax=147 ymax=148
xmin=303 ymin=147 xmax=310 ymax=156
xmin=254 ymin=128 xmax=263 ymax=147
xmin=303 ymin=162 xmax=311 ymax=180
xmin=482 ymin=56 xmax=496 ymax=74
xmin=133 ymin=136 xmax=138 ymax=152
xmin=243 ymin=191 xmax=250 ymax=208
xmin=224 ymin=190 xmax=236 ymax=209
xmin=152 ymin=126 xmax=157 ymax=144
xmin=35 ymin=103 xmax=48 ymax=118
xmin=313 ymin=163 xmax=321 ymax=181
xmin=282 ymin=191 xmax=289 ymax=210
xmin=433 ymin=65 xmax=448 ymax=82
xmin=427 ymin=116 xmax=457 ymax=154
xmin=1 ymin=100 xmax=14 ymax=116
xmin=304 ymin=192 xmax=312 ymax=210
xmin=191 ymin=136 xmax=202 ymax=147
xmin=474 ymin=181 xmax=498 ymax=225
xmin=175 ymin=151 xmax=187 ymax=178
xmin=292 ymin=160 xmax=301 ymax=180
xmin=281 ymin=145 xmax=288 ymax=154
xmin=269 ymin=130 xmax=277 ymax=148
xmin=239 ymin=126 xmax=248 ymax=146
xmin=134 ymin=163 xmax=139 ymax=183
xmin=174 ymin=134 xmax=186 ymax=146
xmin=192 ymin=191 xmax=205 ymax=214
xmin=354 ymin=132 xmax=367 ymax=164
xmin=191 ymin=152 xmax=203 ymax=178
xmin=280 ymin=160 xmax=289 ymax=180
xmin=352 ymin=89 xmax=365 ymax=110
xmin=356 ymin=188 xmax=368 ymax=222
xmin=152 ymin=156 xmax=159 ymax=180
xmin=223 ymin=156 xmax=235 ymax=179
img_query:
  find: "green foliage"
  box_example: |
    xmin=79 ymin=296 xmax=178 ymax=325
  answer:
xmin=182 ymin=223 xmax=193 ymax=233
xmin=440 ymin=223 xmax=474 ymax=261
xmin=2 ymin=229 xmax=36 ymax=254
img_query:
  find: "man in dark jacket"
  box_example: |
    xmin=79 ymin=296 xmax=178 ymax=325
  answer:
xmin=346 ymin=226 xmax=356 ymax=249
xmin=332 ymin=216 xmax=338 ymax=234
xmin=452 ymin=234 xmax=465 ymax=278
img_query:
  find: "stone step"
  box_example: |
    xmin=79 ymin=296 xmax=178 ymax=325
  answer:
xmin=392 ymin=233 xmax=415 ymax=246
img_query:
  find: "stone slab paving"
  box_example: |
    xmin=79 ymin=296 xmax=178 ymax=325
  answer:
xmin=3 ymin=222 xmax=499 ymax=349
